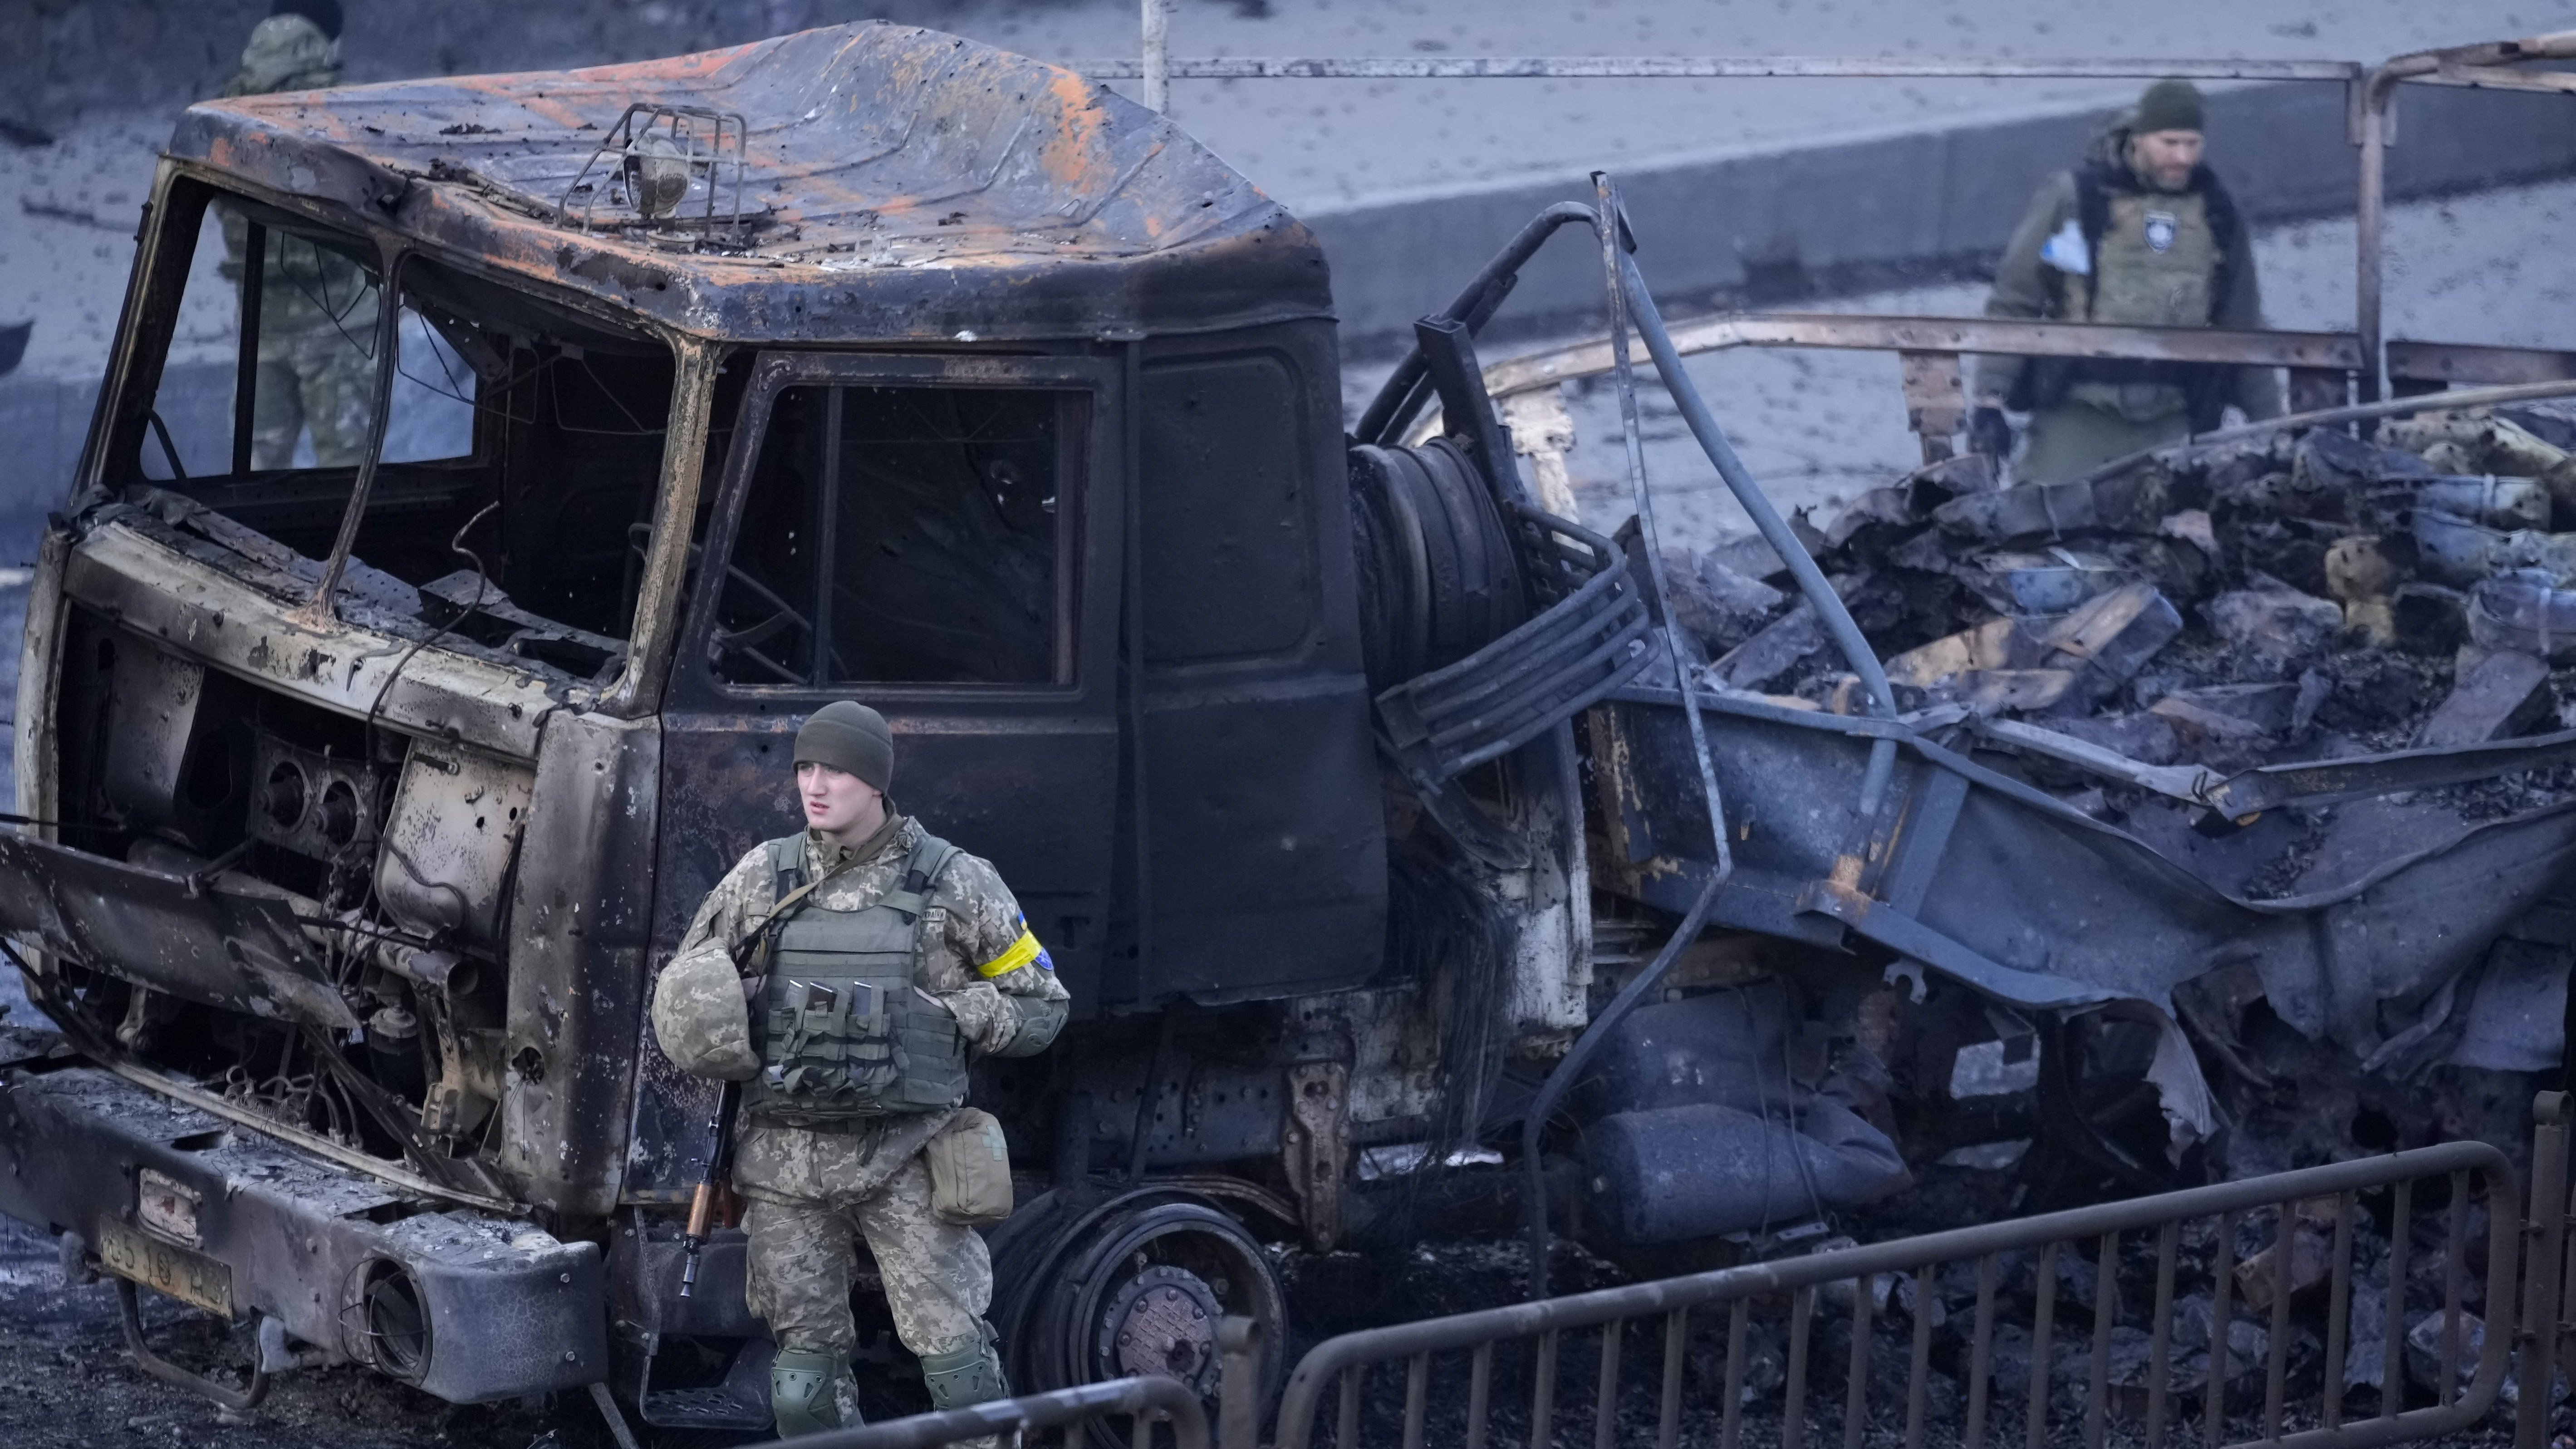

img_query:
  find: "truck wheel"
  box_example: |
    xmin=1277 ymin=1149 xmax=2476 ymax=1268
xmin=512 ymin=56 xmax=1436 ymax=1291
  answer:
xmin=1015 ymin=1197 xmax=1286 ymax=1412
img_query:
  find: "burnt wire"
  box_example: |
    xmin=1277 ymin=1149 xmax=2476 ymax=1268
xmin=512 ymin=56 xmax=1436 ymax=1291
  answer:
xmin=1388 ymin=852 xmax=1512 ymax=1161
xmin=355 ymin=500 xmax=499 ymax=924
xmin=292 ymin=914 xmax=436 ymax=950
xmin=1520 ymin=180 xmax=1738 ymax=1300
xmin=256 ymin=238 xmax=638 ymax=440
xmin=1774 ymin=985 xmax=1829 ymax=1228
xmin=362 ymin=497 xmax=499 ymax=761
xmin=570 ymin=354 xmax=664 ymax=436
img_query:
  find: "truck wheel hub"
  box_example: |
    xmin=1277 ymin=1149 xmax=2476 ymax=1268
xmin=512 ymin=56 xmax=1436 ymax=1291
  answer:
xmin=1098 ymin=1264 xmax=1221 ymax=1387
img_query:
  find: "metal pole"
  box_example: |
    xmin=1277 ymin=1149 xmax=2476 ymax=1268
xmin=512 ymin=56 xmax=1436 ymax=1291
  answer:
xmin=231 ymin=221 xmax=265 ymax=477
xmin=2515 ymin=1092 xmax=2570 ymax=1449
xmin=1140 ymin=0 xmax=1170 ymax=113
xmin=1075 ymin=55 xmax=2361 ymax=82
xmin=2355 ymin=71 xmax=2393 ymax=404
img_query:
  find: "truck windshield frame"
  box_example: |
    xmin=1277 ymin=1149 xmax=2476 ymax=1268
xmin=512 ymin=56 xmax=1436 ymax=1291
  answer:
xmin=88 ymin=167 xmax=717 ymax=707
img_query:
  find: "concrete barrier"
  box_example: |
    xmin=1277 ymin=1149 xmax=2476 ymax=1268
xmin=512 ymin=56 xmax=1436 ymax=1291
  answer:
xmin=1310 ymin=77 xmax=2576 ymax=341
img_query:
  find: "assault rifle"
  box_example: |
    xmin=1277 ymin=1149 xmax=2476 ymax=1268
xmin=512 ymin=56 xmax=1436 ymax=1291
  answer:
xmin=678 ymin=1078 xmax=742 ymax=1299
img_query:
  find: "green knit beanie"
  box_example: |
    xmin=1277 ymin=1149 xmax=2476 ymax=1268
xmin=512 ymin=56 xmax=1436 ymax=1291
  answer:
xmin=2134 ymin=79 xmax=2205 ymax=135
xmin=794 ymin=701 xmax=894 ymax=792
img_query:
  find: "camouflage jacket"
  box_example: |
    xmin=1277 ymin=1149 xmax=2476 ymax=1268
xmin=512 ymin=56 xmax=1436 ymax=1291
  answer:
xmin=649 ymin=813 xmax=1068 ymax=1202
xmin=221 ymin=14 xmax=342 ymax=98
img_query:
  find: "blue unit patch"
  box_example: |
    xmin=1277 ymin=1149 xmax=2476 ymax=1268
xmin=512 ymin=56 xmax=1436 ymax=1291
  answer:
xmin=2144 ymin=211 xmax=2178 ymax=254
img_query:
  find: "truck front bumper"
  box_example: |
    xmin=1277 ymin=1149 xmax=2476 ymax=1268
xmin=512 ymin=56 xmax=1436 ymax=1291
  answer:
xmin=0 ymin=1030 xmax=605 ymax=1403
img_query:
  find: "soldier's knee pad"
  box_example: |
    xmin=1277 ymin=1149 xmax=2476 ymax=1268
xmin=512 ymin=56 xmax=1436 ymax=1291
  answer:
xmin=771 ymin=1348 xmax=844 ymax=1438
xmin=918 ymin=1325 xmax=1010 ymax=1410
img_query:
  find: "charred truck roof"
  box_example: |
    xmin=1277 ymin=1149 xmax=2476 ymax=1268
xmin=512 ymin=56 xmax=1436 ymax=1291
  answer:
xmin=165 ymin=21 xmax=1333 ymax=344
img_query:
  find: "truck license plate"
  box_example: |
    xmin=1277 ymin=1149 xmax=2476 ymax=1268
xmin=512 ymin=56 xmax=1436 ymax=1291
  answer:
xmin=95 ymin=1216 xmax=233 ymax=1317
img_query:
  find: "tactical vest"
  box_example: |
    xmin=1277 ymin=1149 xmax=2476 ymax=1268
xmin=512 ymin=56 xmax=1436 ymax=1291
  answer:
xmin=2072 ymin=192 xmax=2217 ymax=329
xmin=742 ymin=832 xmax=971 ymax=1126
xmin=2025 ymin=163 xmax=2241 ymax=427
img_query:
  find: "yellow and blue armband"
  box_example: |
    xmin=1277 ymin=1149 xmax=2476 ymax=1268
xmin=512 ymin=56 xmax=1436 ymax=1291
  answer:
xmin=977 ymin=919 xmax=1054 ymax=979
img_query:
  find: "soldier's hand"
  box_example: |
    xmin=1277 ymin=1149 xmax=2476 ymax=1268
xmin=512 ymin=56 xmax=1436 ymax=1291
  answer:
xmin=928 ymin=981 xmax=1013 ymax=1051
xmin=1969 ymin=405 xmax=2017 ymax=462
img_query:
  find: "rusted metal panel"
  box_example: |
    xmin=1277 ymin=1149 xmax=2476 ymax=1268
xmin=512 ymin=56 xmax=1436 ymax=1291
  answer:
xmin=495 ymin=710 xmax=659 ymax=1217
xmin=15 ymin=522 xmax=74 ymax=840
xmin=0 ymin=833 xmax=355 ymax=1031
xmin=372 ymin=742 xmax=537 ymax=952
xmin=2386 ymin=339 xmax=2576 ymax=386
xmin=161 ymin=23 xmax=1332 ymax=349
xmin=62 ymin=519 xmax=557 ymax=761
xmin=1477 ymin=314 xmax=2366 ymax=403
xmin=1897 ymin=350 xmax=1967 ymax=464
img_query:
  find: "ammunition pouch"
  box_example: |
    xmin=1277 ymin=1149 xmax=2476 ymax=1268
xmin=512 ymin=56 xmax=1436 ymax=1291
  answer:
xmin=745 ymin=833 xmax=972 ymax=1127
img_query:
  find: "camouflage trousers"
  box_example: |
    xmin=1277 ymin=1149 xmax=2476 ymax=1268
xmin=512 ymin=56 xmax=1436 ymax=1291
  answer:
xmin=249 ymin=310 xmax=379 ymax=470
xmin=742 ymin=1147 xmax=992 ymax=1363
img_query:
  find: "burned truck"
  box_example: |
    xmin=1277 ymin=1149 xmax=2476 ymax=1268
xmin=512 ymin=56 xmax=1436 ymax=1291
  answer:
xmin=5 ymin=17 xmax=2576 ymax=1431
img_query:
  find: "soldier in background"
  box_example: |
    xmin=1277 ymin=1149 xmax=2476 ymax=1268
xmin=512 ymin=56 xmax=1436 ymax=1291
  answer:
xmin=1969 ymin=79 xmax=2284 ymax=485
xmin=651 ymin=702 xmax=1069 ymax=1437
xmin=217 ymin=0 xmax=380 ymax=469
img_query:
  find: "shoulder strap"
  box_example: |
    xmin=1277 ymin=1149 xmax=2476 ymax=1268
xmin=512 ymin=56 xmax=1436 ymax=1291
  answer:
xmin=878 ymin=832 xmax=958 ymax=925
xmin=767 ymin=835 xmax=806 ymax=899
xmin=730 ymin=835 xmax=859 ymax=969
xmin=2073 ymin=165 xmax=2112 ymax=319
xmin=2195 ymin=168 xmax=2240 ymax=322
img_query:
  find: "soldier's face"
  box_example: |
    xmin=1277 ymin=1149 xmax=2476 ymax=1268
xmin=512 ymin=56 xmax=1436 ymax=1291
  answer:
xmin=2133 ymin=130 xmax=2203 ymax=191
xmin=797 ymin=762 xmax=883 ymax=837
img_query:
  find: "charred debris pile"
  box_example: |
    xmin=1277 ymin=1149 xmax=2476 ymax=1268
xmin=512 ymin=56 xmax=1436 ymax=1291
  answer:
xmin=1667 ymin=404 xmax=2576 ymax=874
xmin=1620 ymin=405 xmax=2576 ymax=1198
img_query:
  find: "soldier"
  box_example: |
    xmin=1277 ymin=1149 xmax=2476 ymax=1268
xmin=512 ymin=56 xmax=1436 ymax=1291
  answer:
xmin=650 ymin=701 xmax=1070 ymax=1437
xmin=217 ymin=1 xmax=381 ymax=469
xmin=1969 ymin=79 xmax=2284 ymax=485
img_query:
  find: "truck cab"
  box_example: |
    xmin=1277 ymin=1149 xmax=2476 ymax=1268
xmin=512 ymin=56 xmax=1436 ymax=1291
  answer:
xmin=0 ymin=21 xmax=1615 ymax=1416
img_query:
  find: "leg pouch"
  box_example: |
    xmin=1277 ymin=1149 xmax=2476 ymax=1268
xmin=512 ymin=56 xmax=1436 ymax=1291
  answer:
xmin=924 ymin=1108 xmax=1015 ymax=1226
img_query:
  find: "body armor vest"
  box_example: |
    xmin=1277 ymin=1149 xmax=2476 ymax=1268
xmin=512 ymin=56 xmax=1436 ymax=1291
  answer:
xmin=743 ymin=832 xmax=970 ymax=1126
xmin=2073 ymin=191 xmax=2217 ymax=329
xmin=2051 ymin=181 xmax=2225 ymax=423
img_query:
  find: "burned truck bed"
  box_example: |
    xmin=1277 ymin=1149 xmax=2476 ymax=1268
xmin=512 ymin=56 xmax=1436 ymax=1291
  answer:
xmin=1574 ymin=401 xmax=2576 ymax=1203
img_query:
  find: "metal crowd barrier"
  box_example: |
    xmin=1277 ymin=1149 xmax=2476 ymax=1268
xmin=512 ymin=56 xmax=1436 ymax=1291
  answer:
xmin=1272 ymin=1141 xmax=2516 ymax=1449
xmin=804 ymin=1107 xmax=2576 ymax=1449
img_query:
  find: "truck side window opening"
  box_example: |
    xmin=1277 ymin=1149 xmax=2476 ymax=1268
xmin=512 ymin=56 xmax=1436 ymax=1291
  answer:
xmin=713 ymin=384 xmax=1070 ymax=687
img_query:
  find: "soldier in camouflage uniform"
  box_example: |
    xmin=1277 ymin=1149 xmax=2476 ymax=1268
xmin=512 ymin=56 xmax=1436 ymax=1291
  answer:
xmin=651 ymin=701 xmax=1070 ymax=1438
xmin=216 ymin=1 xmax=382 ymax=469
xmin=1970 ymin=79 xmax=2285 ymax=484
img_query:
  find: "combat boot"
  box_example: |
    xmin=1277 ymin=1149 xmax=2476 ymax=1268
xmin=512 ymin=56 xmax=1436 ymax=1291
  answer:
xmin=771 ymin=1348 xmax=844 ymax=1438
